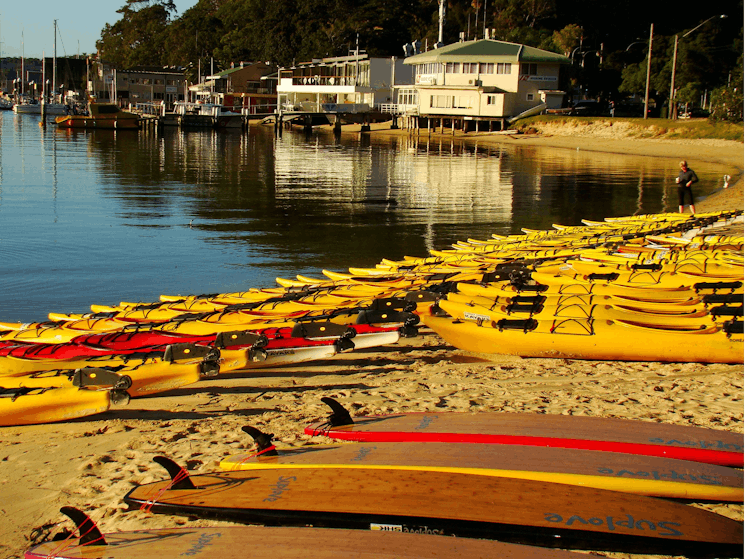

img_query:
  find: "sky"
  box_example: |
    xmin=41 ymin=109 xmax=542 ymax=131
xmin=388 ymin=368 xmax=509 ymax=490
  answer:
xmin=1 ymin=1 xmax=200 ymax=59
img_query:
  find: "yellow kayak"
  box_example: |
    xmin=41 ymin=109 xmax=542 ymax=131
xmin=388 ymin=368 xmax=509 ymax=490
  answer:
xmin=1 ymin=360 xmax=204 ymax=398
xmin=440 ymin=293 xmax=733 ymax=328
xmin=530 ymin=269 xmax=742 ymax=289
xmin=421 ymin=312 xmax=743 ymax=363
xmin=454 ymin=280 xmax=729 ymax=303
xmin=0 ymin=386 xmax=112 ymax=427
xmin=565 ymin=259 xmax=743 ymax=280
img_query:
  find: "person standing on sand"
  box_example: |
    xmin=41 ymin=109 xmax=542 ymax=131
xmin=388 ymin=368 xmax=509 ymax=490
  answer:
xmin=676 ymin=160 xmax=698 ymax=214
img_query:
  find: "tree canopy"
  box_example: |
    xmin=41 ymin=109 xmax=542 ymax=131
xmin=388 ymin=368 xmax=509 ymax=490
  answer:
xmin=96 ymin=0 xmax=743 ymax=109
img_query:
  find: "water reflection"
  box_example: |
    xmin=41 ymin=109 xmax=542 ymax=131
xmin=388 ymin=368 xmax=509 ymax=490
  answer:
xmin=0 ymin=113 xmax=731 ymax=321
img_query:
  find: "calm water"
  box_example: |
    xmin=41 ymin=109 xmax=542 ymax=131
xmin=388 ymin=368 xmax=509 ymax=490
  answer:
xmin=0 ymin=112 xmax=729 ymax=322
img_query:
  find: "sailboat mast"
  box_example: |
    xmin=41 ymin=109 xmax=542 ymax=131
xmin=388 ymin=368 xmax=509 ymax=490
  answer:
xmin=53 ymin=19 xmax=57 ymax=103
xmin=21 ymin=31 xmax=24 ymax=96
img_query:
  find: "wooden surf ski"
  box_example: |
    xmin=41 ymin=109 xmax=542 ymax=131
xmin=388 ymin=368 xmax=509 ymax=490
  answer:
xmin=26 ymin=508 xmax=590 ymax=559
xmin=123 ymin=457 xmax=743 ymax=556
xmin=304 ymin=398 xmax=744 ymax=467
xmin=220 ymin=428 xmax=743 ymax=502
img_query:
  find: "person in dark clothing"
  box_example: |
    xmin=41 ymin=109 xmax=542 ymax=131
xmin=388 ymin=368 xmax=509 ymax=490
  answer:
xmin=676 ymin=160 xmax=698 ymax=214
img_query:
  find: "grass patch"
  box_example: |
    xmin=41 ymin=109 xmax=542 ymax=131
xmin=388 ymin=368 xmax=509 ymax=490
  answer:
xmin=516 ymin=116 xmax=744 ymax=142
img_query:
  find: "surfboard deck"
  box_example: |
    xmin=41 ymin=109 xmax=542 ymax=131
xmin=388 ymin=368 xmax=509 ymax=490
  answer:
xmin=123 ymin=458 xmax=743 ymax=556
xmin=25 ymin=524 xmax=594 ymax=559
xmin=219 ymin=437 xmax=743 ymax=502
xmin=304 ymin=398 xmax=744 ymax=467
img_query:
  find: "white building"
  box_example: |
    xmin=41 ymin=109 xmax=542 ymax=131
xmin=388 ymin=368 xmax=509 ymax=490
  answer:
xmin=277 ymin=52 xmax=413 ymax=114
xmin=401 ymin=39 xmax=570 ymax=127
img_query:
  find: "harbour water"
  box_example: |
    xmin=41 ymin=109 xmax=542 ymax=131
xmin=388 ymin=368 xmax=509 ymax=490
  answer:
xmin=0 ymin=113 xmax=728 ymax=322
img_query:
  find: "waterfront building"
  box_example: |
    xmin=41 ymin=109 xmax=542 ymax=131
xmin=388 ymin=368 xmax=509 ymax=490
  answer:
xmin=190 ymin=61 xmax=278 ymax=115
xmin=90 ymin=64 xmax=188 ymax=109
xmin=401 ymin=38 xmax=570 ymax=130
xmin=276 ymin=52 xmax=413 ymax=114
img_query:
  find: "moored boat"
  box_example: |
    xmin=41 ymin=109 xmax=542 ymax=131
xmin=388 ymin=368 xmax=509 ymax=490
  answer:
xmin=55 ymin=102 xmax=140 ymax=130
xmin=13 ymin=101 xmax=67 ymax=115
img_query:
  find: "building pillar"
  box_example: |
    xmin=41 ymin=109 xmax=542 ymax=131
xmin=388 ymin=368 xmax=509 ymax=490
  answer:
xmin=334 ymin=114 xmax=342 ymax=135
xmin=360 ymin=113 xmax=370 ymax=132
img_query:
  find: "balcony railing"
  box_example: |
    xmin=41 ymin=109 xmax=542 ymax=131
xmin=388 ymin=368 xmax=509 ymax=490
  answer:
xmin=290 ymin=76 xmax=361 ymax=87
xmin=376 ymin=103 xmax=419 ymax=115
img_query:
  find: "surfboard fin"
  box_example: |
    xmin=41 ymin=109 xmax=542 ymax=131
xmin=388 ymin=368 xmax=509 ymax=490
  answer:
xmin=241 ymin=426 xmax=279 ymax=455
xmin=59 ymin=506 xmax=107 ymax=546
xmin=321 ymin=397 xmax=354 ymax=427
xmin=153 ymin=456 xmax=197 ymax=490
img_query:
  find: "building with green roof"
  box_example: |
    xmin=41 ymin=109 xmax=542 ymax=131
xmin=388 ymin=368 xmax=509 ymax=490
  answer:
xmin=400 ymin=39 xmax=570 ymax=128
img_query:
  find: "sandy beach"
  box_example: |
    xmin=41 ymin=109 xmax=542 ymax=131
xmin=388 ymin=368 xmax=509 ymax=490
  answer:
xmin=1 ymin=128 xmax=743 ymax=559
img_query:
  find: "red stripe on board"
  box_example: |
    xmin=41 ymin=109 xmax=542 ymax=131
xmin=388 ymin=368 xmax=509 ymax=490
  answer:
xmin=303 ymin=427 xmax=743 ymax=467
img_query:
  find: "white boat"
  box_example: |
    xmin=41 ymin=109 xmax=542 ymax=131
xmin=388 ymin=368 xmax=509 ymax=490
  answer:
xmin=171 ymin=101 xmax=243 ymax=128
xmin=13 ymin=102 xmax=67 ymax=115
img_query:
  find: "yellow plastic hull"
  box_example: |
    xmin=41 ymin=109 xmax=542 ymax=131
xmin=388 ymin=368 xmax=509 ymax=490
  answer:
xmin=0 ymin=387 xmax=110 ymax=426
xmin=421 ymin=313 xmax=743 ymax=363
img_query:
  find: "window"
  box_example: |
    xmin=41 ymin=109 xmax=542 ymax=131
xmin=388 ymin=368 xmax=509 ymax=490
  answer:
xmin=520 ymin=63 xmax=537 ymax=76
xmin=496 ymin=63 xmax=511 ymax=74
xmin=419 ymin=63 xmax=442 ymax=75
xmin=430 ymin=95 xmax=452 ymax=108
xmin=479 ymin=63 xmax=494 ymax=74
xmin=453 ymin=96 xmax=472 ymax=109
xmin=463 ymin=63 xmax=478 ymax=74
xmin=445 ymin=62 xmax=461 ymax=74
xmin=526 ymin=93 xmax=534 ymax=101
xmin=486 ymin=95 xmax=497 ymax=105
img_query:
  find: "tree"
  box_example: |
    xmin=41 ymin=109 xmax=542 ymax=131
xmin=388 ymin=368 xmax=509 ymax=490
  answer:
xmin=552 ymin=24 xmax=582 ymax=56
xmin=709 ymin=52 xmax=744 ymax=122
xmin=97 ymin=0 xmax=177 ymax=68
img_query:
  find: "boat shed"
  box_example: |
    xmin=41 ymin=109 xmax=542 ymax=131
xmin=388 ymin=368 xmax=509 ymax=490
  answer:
xmin=401 ymin=39 xmax=570 ymax=131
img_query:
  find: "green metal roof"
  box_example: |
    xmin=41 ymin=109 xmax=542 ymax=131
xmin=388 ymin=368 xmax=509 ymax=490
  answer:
xmin=403 ymin=39 xmax=570 ymax=65
xmin=214 ymin=67 xmax=244 ymax=77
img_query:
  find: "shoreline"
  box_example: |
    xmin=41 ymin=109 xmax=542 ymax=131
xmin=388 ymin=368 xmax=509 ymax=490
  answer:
xmin=0 ymin=131 xmax=743 ymax=559
xmin=314 ymin=120 xmax=744 ymax=214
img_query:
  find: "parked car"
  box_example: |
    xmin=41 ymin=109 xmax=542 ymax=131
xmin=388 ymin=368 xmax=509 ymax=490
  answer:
xmin=611 ymin=101 xmax=644 ymax=118
xmin=569 ymin=100 xmax=609 ymax=116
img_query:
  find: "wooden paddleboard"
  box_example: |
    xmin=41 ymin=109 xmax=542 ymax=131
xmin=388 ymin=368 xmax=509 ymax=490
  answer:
xmin=220 ymin=439 xmax=743 ymax=502
xmin=304 ymin=398 xmax=744 ymax=467
xmin=26 ymin=523 xmax=590 ymax=559
xmin=123 ymin=458 xmax=743 ymax=556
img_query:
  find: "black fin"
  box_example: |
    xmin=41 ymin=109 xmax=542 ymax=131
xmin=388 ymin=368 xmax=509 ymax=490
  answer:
xmin=153 ymin=456 xmax=197 ymax=489
xmin=320 ymin=397 xmax=354 ymax=427
xmin=334 ymin=336 xmax=356 ymax=353
xmin=59 ymin=507 xmax=107 ymax=546
xmin=241 ymin=426 xmax=279 ymax=455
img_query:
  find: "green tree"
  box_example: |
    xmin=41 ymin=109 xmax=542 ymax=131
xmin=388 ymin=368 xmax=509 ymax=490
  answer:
xmin=552 ymin=23 xmax=582 ymax=56
xmin=97 ymin=0 xmax=177 ymax=68
xmin=709 ymin=52 xmax=744 ymax=122
xmin=164 ymin=0 xmax=225 ymax=71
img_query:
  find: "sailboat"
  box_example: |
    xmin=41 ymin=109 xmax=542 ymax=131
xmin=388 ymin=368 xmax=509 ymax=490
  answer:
xmin=13 ymin=21 xmax=67 ymax=116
